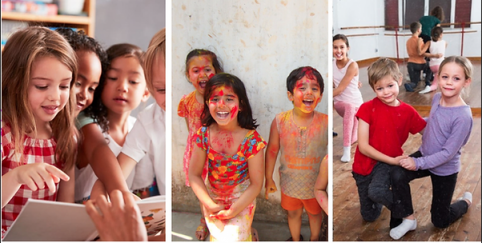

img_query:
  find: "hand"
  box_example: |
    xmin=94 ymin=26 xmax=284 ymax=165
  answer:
xmin=400 ymin=157 xmax=417 ymax=171
xmin=264 ymin=178 xmax=278 ymax=199
xmin=211 ymin=207 xmax=236 ymax=220
xmin=204 ymin=202 xmax=225 ymax=216
xmin=85 ymin=190 xmax=147 ymax=241
xmin=393 ymin=155 xmax=408 ymax=166
xmin=434 ymin=53 xmax=443 ymax=58
xmin=14 ymin=163 xmax=69 ymax=193
xmin=358 ymin=81 xmax=362 ymax=88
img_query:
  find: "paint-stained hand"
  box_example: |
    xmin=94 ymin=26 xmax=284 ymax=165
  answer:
xmin=264 ymin=178 xmax=277 ymax=199
xmin=210 ymin=208 xmax=236 ymax=220
xmin=400 ymin=157 xmax=417 ymax=171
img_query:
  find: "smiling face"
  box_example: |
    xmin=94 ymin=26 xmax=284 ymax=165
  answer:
xmin=373 ymin=74 xmax=402 ymax=106
xmin=207 ymin=85 xmax=240 ymax=127
xmin=438 ymin=62 xmax=471 ymax=100
xmin=101 ymin=56 xmax=149 ymax=115
xmin=288 ymin=75 xmax=322 ymax=113
xmin=186 ymin=55 xmax=216 ymax=96
xmin=333 ymin=39 xmax=349 ymax=61
xmin=73 ymin=50 xmax=102 ymax=115
xmin=28 ymin=56 xmax=72 ymax=127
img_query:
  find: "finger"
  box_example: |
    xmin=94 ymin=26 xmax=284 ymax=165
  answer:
xmin=85 ymin=200 xmax=102 ymax=222
xmin=23 ymin=177 xmax=38 ymax=191
xmin=109 ymin=190 xmax=125 ymax=213
xmin=45 ymin=165 xmax=70 ymax=181
xmin=265 ymin=189 xmax=269 ymax=199
xmin=29 ymin=171 xmax=46 ymax=191
xmin=38 ymin=169 xmax=57 ymax=194
xmin=95 ymin=194 xmax=111 ymax=217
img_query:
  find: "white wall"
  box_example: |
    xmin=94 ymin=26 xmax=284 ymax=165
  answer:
xmin=333 ymin=0 xmax=481 ymax=61
xmin=172 ymin=0 xmax=330 ymax=211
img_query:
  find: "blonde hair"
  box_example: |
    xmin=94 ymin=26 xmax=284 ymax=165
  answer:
xmin=367 ymin=58 xmax=402 ymax=89
xmin=438 ymin=56 xmax=473 ymax=80
xmin=144 ymin=28 xmax=166 ymax=93
xmin=2 ymin=26 xmax=78 ymax=171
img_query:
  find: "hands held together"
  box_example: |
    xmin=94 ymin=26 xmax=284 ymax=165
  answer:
xmin=396 ymin=155 xmax=417 ymax=171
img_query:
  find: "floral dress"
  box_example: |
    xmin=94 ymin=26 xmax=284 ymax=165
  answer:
xmin=177 ymin=91 xmax=208 ymax=186
xmin=194 ymin=126 xmax=266 ymax=241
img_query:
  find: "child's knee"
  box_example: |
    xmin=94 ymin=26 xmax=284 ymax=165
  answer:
xmin=287 ymin=208 xmax=303 ymax=218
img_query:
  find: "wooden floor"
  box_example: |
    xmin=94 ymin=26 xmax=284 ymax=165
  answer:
xmin=332 ymin=61 xmax=481 ymax=241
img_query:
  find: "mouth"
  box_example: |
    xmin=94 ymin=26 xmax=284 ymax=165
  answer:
xmin=114 ymin=97 xmax=128 ymax=103
xmin=334 ymin=53 xmax=343 ymax=58
xmin=76 ymin=102 xmax=85 ymax=110
xmin=199 ymin=81 xmax=207 ymax=89
xmin=303 ymin=99 xmax=314 ymax=106
xmin=42 ymin=105 xmax=59 ymax=115
xmin=216 ymin=111 xmax=229 ymax=119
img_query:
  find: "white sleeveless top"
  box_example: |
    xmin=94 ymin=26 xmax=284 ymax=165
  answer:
xmin=333 ymin=59 xmax=363 ymax=106
xmin=429 ymin=40 xmax=446 ymax=67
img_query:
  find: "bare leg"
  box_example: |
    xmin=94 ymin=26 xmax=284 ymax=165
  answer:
xmin=287 ymin=208 xmax=303 ymax=241
xmin=307 ymin=211 xmax=322 ymax=241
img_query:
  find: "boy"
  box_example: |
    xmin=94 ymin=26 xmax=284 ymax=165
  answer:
xmin=352 ymin=58 xmax=426 ymax=227
xmin=265 ymin=66 xmax=328 ymax=241
xmin=405 ymin=21 xmax=432 ymax=92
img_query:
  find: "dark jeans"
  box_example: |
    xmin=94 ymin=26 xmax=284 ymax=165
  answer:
xmin=391 ymin=151 xmax=469 ymax=228
xmin=407 ymin=62 xmax=431 ymax=90
xmin=353 ymin=162 xmax=393 ymax=222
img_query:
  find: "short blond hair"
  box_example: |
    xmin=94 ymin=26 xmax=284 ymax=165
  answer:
xmin=144 ymin=28 xmax=166 ymax=93
xmin=367 ymin=58 xmax=402 ymax=89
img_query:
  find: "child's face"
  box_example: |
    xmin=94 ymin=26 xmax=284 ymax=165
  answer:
xmin=187 ymin=55 xmax=215 ymax=95
xmin=373 ymin=74 xmax=401 ymax=106
xmin=101 ymin=56 xmax=149 ymax=115
xmin=151 ymin=53 xmax=166 ymax=111
xmin=333 ymin=39 xmax=348 ymax=60
xmin=73 ymin=50 xmax=102 ymax=115
xmin=28 ymin=56 xmax=72 ymax=126
xmin=438 ymin=62 xmax=471 ymax=99
xmin=288 ymin=76 xmax=322 ymax=113
xmin=207 ymin=85 xmax=240 ymax=127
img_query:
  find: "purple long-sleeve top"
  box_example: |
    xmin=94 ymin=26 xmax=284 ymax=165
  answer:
xmin=415 ymin=93 xmax=473 ymax=176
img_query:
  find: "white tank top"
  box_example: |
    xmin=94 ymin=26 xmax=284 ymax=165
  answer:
xmin=333 ymin=59 xmax=363 ymax=106
xmin=429 ymin=40 xmax=446 ymax=67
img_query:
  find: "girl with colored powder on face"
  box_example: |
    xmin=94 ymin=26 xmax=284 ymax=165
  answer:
xmin=177 ymin=49 xmax=223 ymax=240
xmin=189 ymin=73 xmax=266 ymax=241
xmin=333 ymin=34 xmax=364 ymax=163
xmin=265 ymin=67 xmax=328 ymax=241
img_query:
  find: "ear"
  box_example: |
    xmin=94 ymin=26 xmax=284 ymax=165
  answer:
xmin=397 ymin=76 xmax=403 ymax=86
xmin=464 ymin=78 xmax=472 ymax=87
xmin=287 ymin=91 xmax=294 ymax=101
xmin=141 ymin=88 xmax=150 ymax=102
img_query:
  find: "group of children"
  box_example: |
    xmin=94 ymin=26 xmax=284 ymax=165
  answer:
xmin=1 ymin=26 xmax=166 ymax=239
xmin=177 ymin=50 xmax=329 ymax=241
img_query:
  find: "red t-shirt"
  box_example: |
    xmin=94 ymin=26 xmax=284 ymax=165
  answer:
xmin=352 ymin=98 xmax=426 ymax=176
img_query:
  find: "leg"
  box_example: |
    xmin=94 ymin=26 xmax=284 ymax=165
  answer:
xmin=307 ymin=211 xmax=322 ymax=241
xmin=352 ymin=171 xmax=382 ymax=222
xmin=287 ymin=209 xmax=303 ymax=241
xmin=429 ymin=65 xmax=439 ymax=91
xmin=424 ymin=60 xmax=433 ymax=86
xmin=334 ymin=102 xmax=357 ymax=162
xmin=368 ymin=162 xmax=393 ymax=210
xmin=405 ymin=63 xmax=420 ymax=92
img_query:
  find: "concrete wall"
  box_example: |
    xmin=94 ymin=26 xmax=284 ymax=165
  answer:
xmin=333 ymin=0 xmax=481 ymax=62
xmin=171 ymin=0 xmax=330 ymax=222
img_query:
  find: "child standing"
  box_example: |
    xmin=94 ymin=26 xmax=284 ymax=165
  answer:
xmin=419 ymin=26 xmax=447 ymax=94
xmin=75 ymin=43 xmax=151 ymax=203
xmin=1 ymin=27 xmax=77 ymax=238
xmin=177 ymin=49 xmax=223 ymax=240
xmin=352 ymin=58 xmax=426 ymax=223
xmin=118 ymin=28 xmax=167 ymax=198
xmin=389 ymin=56 xmax=474 ymax=240
xmin=189 ymin=73 xmax=266 ymax=241
xmin=333 ymin=34 xmax=363 ymax=162
xmin=265 ymin=67 xmax=328 ymax=241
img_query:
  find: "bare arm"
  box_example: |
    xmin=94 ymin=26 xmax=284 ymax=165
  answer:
xmin=56 ymin=166 xmax=75 ymax=203
xmin=357 ymin=119 xmax=406 ymax=165
xmin=264 ymin=118 xmax=280 ymax=199
xmin=118 ymin=152 xmax=138 ymax=179
xmin=314 ymin=155 xmax=328 ymax=215
xmin=418 ymin=38 xmax=430 ymax=55
xmin=333 ymin=61 xmax=359 ymax=97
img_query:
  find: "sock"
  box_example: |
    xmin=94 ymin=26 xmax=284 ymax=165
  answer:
xmin=341 ymin=146 xmax=351 ymax=163
xmin=457 ymin=192 xmax=472 ymax=206
xmin=389 ymin=218 xmax=417 ymax=240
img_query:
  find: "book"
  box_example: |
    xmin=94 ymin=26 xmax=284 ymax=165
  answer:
xmin=2 ymin=195 xmax=165 ymax=241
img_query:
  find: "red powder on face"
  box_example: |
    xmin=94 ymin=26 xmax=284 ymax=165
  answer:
xmin=230 ymin=106 xmax=238 ymax=119
xmin=209 ymin=73 xmax=215 ymax=79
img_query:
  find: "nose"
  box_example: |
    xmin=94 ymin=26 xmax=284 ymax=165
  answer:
xmin=48 ymin=87 xmax=61 ymax=101
xmin=218 ymin=99 xmax=226 ymax=108
xmin=77 ymin=87 xmax=86 ymax=100
xmin=117 ymin=79 xmax=128 ymax=92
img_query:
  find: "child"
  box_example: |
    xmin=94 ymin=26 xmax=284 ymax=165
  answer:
xmin=419 ymin=26 xmax=447 ymax=94
xmin=419 ymin=6 xmax=445 ymax=43
xmin=177 ymin=49 xmax=223 ymax=240
xmin=333 ymin=34 xmax=364 ymax=162
xmin=118 ymin=28 xmax=166 ymax=198
xmin=55 ymin=28 xmax=132 ymax=202
xmin=75 ymin=43 xmax=151 ymax=203
xmin=188 ymin=73 xmax=266 ymax=241
xmin=265 ymin=67 xmax=328 ymax=241
xmin=315 ymin=155 xmax=329 ymax=215
xmin=352 ymin=58 xmax=426 ymax=224
xmin=404 ymin=22 xmax=432 ymax=92
xmin=1 ymin=26 xmax=77 ymax=238
xmin=389 ymin=56 xmax=473 ymax=240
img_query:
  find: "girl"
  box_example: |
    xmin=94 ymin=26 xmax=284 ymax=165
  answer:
xmin=55 ymin=28 xmax=133 ymax=203
xmin=177 ymin=49 xmax=223 ymax=240
xmin=314 ymin=155 xmax=328 ymax=215
xmin=76 ymin=43 xmax=151 ymax=203
xmin=419 ymin=26 xmax=447 ymax=94
xmin=1 ymin=27 xmax=77 ymax=238
xmin=333 ymin=34 xmax=364 ymax=162
xmin=390 ymin=56 xmax=473 ymax=240
xmin=189 ymin=73 xmax=266 ymax=241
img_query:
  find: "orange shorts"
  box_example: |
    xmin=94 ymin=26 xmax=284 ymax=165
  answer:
xmin=281 ymin=192 xmax=322 ymax=215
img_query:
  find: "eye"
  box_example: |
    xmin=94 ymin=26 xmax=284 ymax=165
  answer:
xmin=157 ymin=88 xmax=166 ymax=93
xmin=88 ymin=87 xmax=96 ymax=93
xmin=60 ymin=85 xmax=70 ymax=90
xmin=75 ymin=81 xmax=82 ymax=87
xmin=35 ymin=85 xmax=48 ymax=90
xmin=376 ymin=87 xmax=382 ymax=91
xmin=129 ymin=80 xmax=139 ymax=84
xmin=107 ymin=76 xmax=117 ymax=81
xmin=388 ymin=84 xmax=394 ymax=88
xmin=441 ymin=75 xmax=448 ymax=79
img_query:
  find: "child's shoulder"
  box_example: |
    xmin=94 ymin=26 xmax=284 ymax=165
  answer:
xmin=180 ymin=91 xmax=196 ymax=102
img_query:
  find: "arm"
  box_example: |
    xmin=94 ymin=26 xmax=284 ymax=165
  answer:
xmin=118 ymin=152 xmax=138 ymax=179
xmin=188 ymin=145 xmax=224 ymax=215
xmin=314 ymin=155 xmax=328 ymax=215
xmin=418 ymin=38 xmax=430 ymax=55
xmin=56 ymin=165 xmax=75 ymax=203
xmin=264 ymin=118 xmax=280 ymax=199
xmin=80 ymin=124 xmax=130 ymax=198
xmin=357 ymin=119 xmax=406 ymax=165
xmin=333 ymin=61 xmax=358 ymax=97
xmin=214 ymin=149 xmax=265 ymax=220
